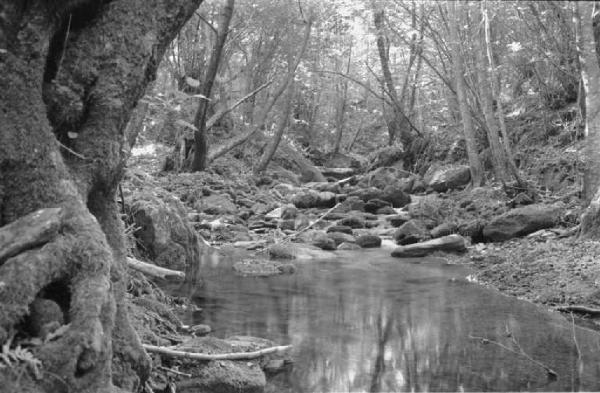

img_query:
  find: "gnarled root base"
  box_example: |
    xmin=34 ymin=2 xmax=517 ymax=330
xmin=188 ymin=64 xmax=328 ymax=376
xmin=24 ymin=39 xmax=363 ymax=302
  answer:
xmin=0 ymin=205 xmax=148 ymax=392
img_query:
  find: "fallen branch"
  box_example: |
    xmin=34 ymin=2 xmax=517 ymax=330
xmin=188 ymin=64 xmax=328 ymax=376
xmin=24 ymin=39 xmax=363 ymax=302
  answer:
xmin=290 ymin=202 xmax=341 ymax=239
xmin=143 ymin=343 xmax=292 ymax=360
xmin=555 ymin=305 xmax=600 ymax=316
xmin=157 ymin=365 xmax=192 ymax=378
xmin=206 ymin=80 xmax=273 ymax=130
xmin=469 ymin=334 xmax=557 ymax=378
xmin=126 ymin=257 xmax=185 ymax=280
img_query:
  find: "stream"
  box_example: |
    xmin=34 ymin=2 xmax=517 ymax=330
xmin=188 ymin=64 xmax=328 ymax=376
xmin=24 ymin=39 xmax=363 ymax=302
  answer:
xmin=173 ymin=249 xmax=600 ymax=392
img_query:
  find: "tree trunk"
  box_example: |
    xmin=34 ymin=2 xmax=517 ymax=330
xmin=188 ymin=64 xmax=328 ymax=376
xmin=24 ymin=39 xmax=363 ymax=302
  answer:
xmin=0 ymin=1 xmax=201 ymax=392
xmin=254 ymin=82 xmax=294 ymax=173
xmin=191 ymin=0 xmax=235 ymax=171
xmin=373 ymin=8 xmax=411 ymax=147
xmin=482 ymin=2 xmax=532 ymax=195
xmin=577 ymin=2 xmax=600 ymax=238
xmin=474 ymin=9 xmax=510 ymax=183
xmin=449 ymin=1 xmax=484 ymax=187
xmin=333 ymin=44 xmax=352 ymax=154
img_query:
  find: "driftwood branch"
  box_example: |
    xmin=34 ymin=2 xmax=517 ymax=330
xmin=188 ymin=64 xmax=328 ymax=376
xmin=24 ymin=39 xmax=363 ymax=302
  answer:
xmin=469 ymin=334 xmax=557 ymax=378
xmin=157 ymin=365 xmax=192 ymax=378
xmin=0 ymin=208 xmax=63 ymax=263
xmin=126 ymin=257 xmax=185 ymax=280
xmin=290 ymin=202 xmax=341 ymax=239
xmin=143 ymin=343 xmax=292 ymax=360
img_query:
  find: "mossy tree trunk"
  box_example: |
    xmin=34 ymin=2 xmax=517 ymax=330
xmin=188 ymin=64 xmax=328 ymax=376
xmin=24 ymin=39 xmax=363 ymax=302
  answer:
xmin=0 ymin=0 xmax=201 ymax=392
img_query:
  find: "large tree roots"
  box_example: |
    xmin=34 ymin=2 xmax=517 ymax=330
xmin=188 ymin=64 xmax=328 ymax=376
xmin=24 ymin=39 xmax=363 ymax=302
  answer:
xmin=0 ymin=205 xmax=147 ymax=392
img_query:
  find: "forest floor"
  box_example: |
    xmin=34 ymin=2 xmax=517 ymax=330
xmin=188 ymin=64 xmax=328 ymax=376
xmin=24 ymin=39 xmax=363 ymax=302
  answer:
xmin=467 ymin=236 xmax=600 ymax=309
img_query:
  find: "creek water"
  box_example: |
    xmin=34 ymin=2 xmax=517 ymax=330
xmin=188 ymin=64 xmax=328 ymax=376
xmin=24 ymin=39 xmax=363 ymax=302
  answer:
xmin=174 ymin=249 xmax=600 ymax=392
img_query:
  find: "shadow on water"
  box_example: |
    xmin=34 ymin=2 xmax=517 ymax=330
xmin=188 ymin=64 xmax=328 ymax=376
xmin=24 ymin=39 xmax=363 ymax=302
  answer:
xmin=170 ymin=249 xmax=600 ymax=392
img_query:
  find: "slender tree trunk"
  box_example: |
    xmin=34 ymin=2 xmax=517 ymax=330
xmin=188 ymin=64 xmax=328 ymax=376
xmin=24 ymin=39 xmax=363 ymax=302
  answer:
xmin=347 ymin=117 xmax=365 ymax=152
xmin=449 ymin=1 xmax=484 ymax=187
xmin=474 ymin=9 xmax=509 ymax=183
xmin=255 ymin=82 xmax=294 ymax=173
xmin=576 ymin=2 xmax=600 ymax=238
xmin=191 ymin=0 xmax=235 ymax=171
xmin=0 ymin=1 xmax=201 ymax=392
xmin=333 ymin=44 xmax=352 ymax=154
xmin=482 ymin=1 xmax=531 ymax=193
xmin=483 ymin=2 xmax=512 ymax=157
xmin=373 ymin=8 xmax=411 ymax=147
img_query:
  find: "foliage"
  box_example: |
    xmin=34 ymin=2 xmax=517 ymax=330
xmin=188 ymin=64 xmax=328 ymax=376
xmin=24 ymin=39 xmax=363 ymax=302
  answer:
xmin=0 ymin=336 xmax=42 ymax=380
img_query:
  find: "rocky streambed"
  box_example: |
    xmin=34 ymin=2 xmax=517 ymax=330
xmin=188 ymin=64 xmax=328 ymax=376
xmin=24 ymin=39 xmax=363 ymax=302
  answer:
xmin=121 ymin=157 xmax=593 ymax=392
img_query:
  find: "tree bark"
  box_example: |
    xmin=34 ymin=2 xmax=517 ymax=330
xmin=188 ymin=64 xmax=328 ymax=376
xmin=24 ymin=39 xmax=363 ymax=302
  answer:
xmin=254 ymin=82 xmax=294 ymax=173
xmin=449 ymin=1 xmax=484 ymax=187
xmin=373 ymin=8 xmax=411 ymax=147
xmin=482 ymin=1 xmax=532 ymax=195
xmin=577 ymin=2 xmax=600 ymax=238
xmin=333 ymin=44 xmax=352 ymax=154
xmin=0 ymin=1 xmax=201 ymax=392
xmin=474 ymin=8 xmax=510 ymax=183
xmin=191 ymin=0 xmax=235 ymax=171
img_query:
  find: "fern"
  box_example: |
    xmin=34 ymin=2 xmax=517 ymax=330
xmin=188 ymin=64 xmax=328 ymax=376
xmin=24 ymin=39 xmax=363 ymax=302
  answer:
xmin=0 ymin=336 xmax=42 ymax=379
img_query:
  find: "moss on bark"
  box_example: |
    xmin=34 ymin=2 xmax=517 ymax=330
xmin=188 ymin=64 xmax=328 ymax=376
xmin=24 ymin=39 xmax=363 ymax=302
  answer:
xmin=0 ymin=0 xmax=202 ymax=391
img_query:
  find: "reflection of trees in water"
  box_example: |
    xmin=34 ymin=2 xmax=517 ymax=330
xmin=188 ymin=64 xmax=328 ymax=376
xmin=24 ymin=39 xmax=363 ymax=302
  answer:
xmin=186 ymin=257 xmax=600 ymax=392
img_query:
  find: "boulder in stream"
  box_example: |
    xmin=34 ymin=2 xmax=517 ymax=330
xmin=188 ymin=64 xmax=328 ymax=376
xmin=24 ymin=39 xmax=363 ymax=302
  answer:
xmin=327 ymin=231 xmax=356 ymax=246
xmin=387 ymin=212 xmax=412 ymax=227
xmin=128 ymin=189 xmax=202 ymax=270
xmin=356 ymin=234 xmax=382 ymax=248
xmin=195 ymin=193 xmax=239 ymax=215
xmin=393 ymin=219 xmax=431 ymax=245
xmin=364 ymin=198 xmax=392 ymax=214
xmin=391 ymin=234 xmax=467 ymax=258
xmin=381 ymin=184 xmax=411 ymax=208
xmin=427 ymin=165 xmax=471 ymax=192
xmin=292 ymin=190 xmax=337 ymax=209
xmin=175 ymin=337 xmax=267 ymax=393
xmin=482 ymin=204 xmax=561 ymax=242
xmin=312 ymin=233 xmax=337 ymax=250
xmin=338 ymin=214 xmax=366 ymax=228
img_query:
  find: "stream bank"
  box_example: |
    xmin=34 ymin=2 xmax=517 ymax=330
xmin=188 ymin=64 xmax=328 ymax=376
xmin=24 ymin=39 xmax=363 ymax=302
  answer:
xmin=121 ymin=142 xmax=599 ymax=393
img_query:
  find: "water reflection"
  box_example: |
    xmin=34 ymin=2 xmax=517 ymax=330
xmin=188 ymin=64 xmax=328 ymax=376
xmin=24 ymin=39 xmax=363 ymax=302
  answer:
xmin=172 ymin=250 xmax=600 ymax=392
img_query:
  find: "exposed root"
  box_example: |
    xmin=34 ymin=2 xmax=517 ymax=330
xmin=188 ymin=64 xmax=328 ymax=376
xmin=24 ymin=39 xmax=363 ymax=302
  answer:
xmin=0 ymin=208 xmax=63 ymax=263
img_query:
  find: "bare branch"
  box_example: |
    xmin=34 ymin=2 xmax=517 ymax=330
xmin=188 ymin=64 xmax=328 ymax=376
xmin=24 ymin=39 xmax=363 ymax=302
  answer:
xmin=143 ymin=343 xmax=292 ymax=360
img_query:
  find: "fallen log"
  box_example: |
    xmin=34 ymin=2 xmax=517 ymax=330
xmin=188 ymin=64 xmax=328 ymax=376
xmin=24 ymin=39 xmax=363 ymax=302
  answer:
xmin=127 ymin=257 xmax=185 ymax=280
xmin=555 ymin=305 xmax=600 ymax=316
xmin=143 ymin=343 xmax=292 ymax=360
xmin=317 ymin=167 xmax=356 ymax=179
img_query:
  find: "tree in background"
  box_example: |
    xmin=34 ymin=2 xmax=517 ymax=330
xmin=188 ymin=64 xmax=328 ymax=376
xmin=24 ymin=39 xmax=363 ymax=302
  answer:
xmin=577 ymin=1 xmax=600 ymax=239
xmin=448 ymin=0 xmax=484 ymax=187
xmin=191 ymin=0 xmax=235 ymax=171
